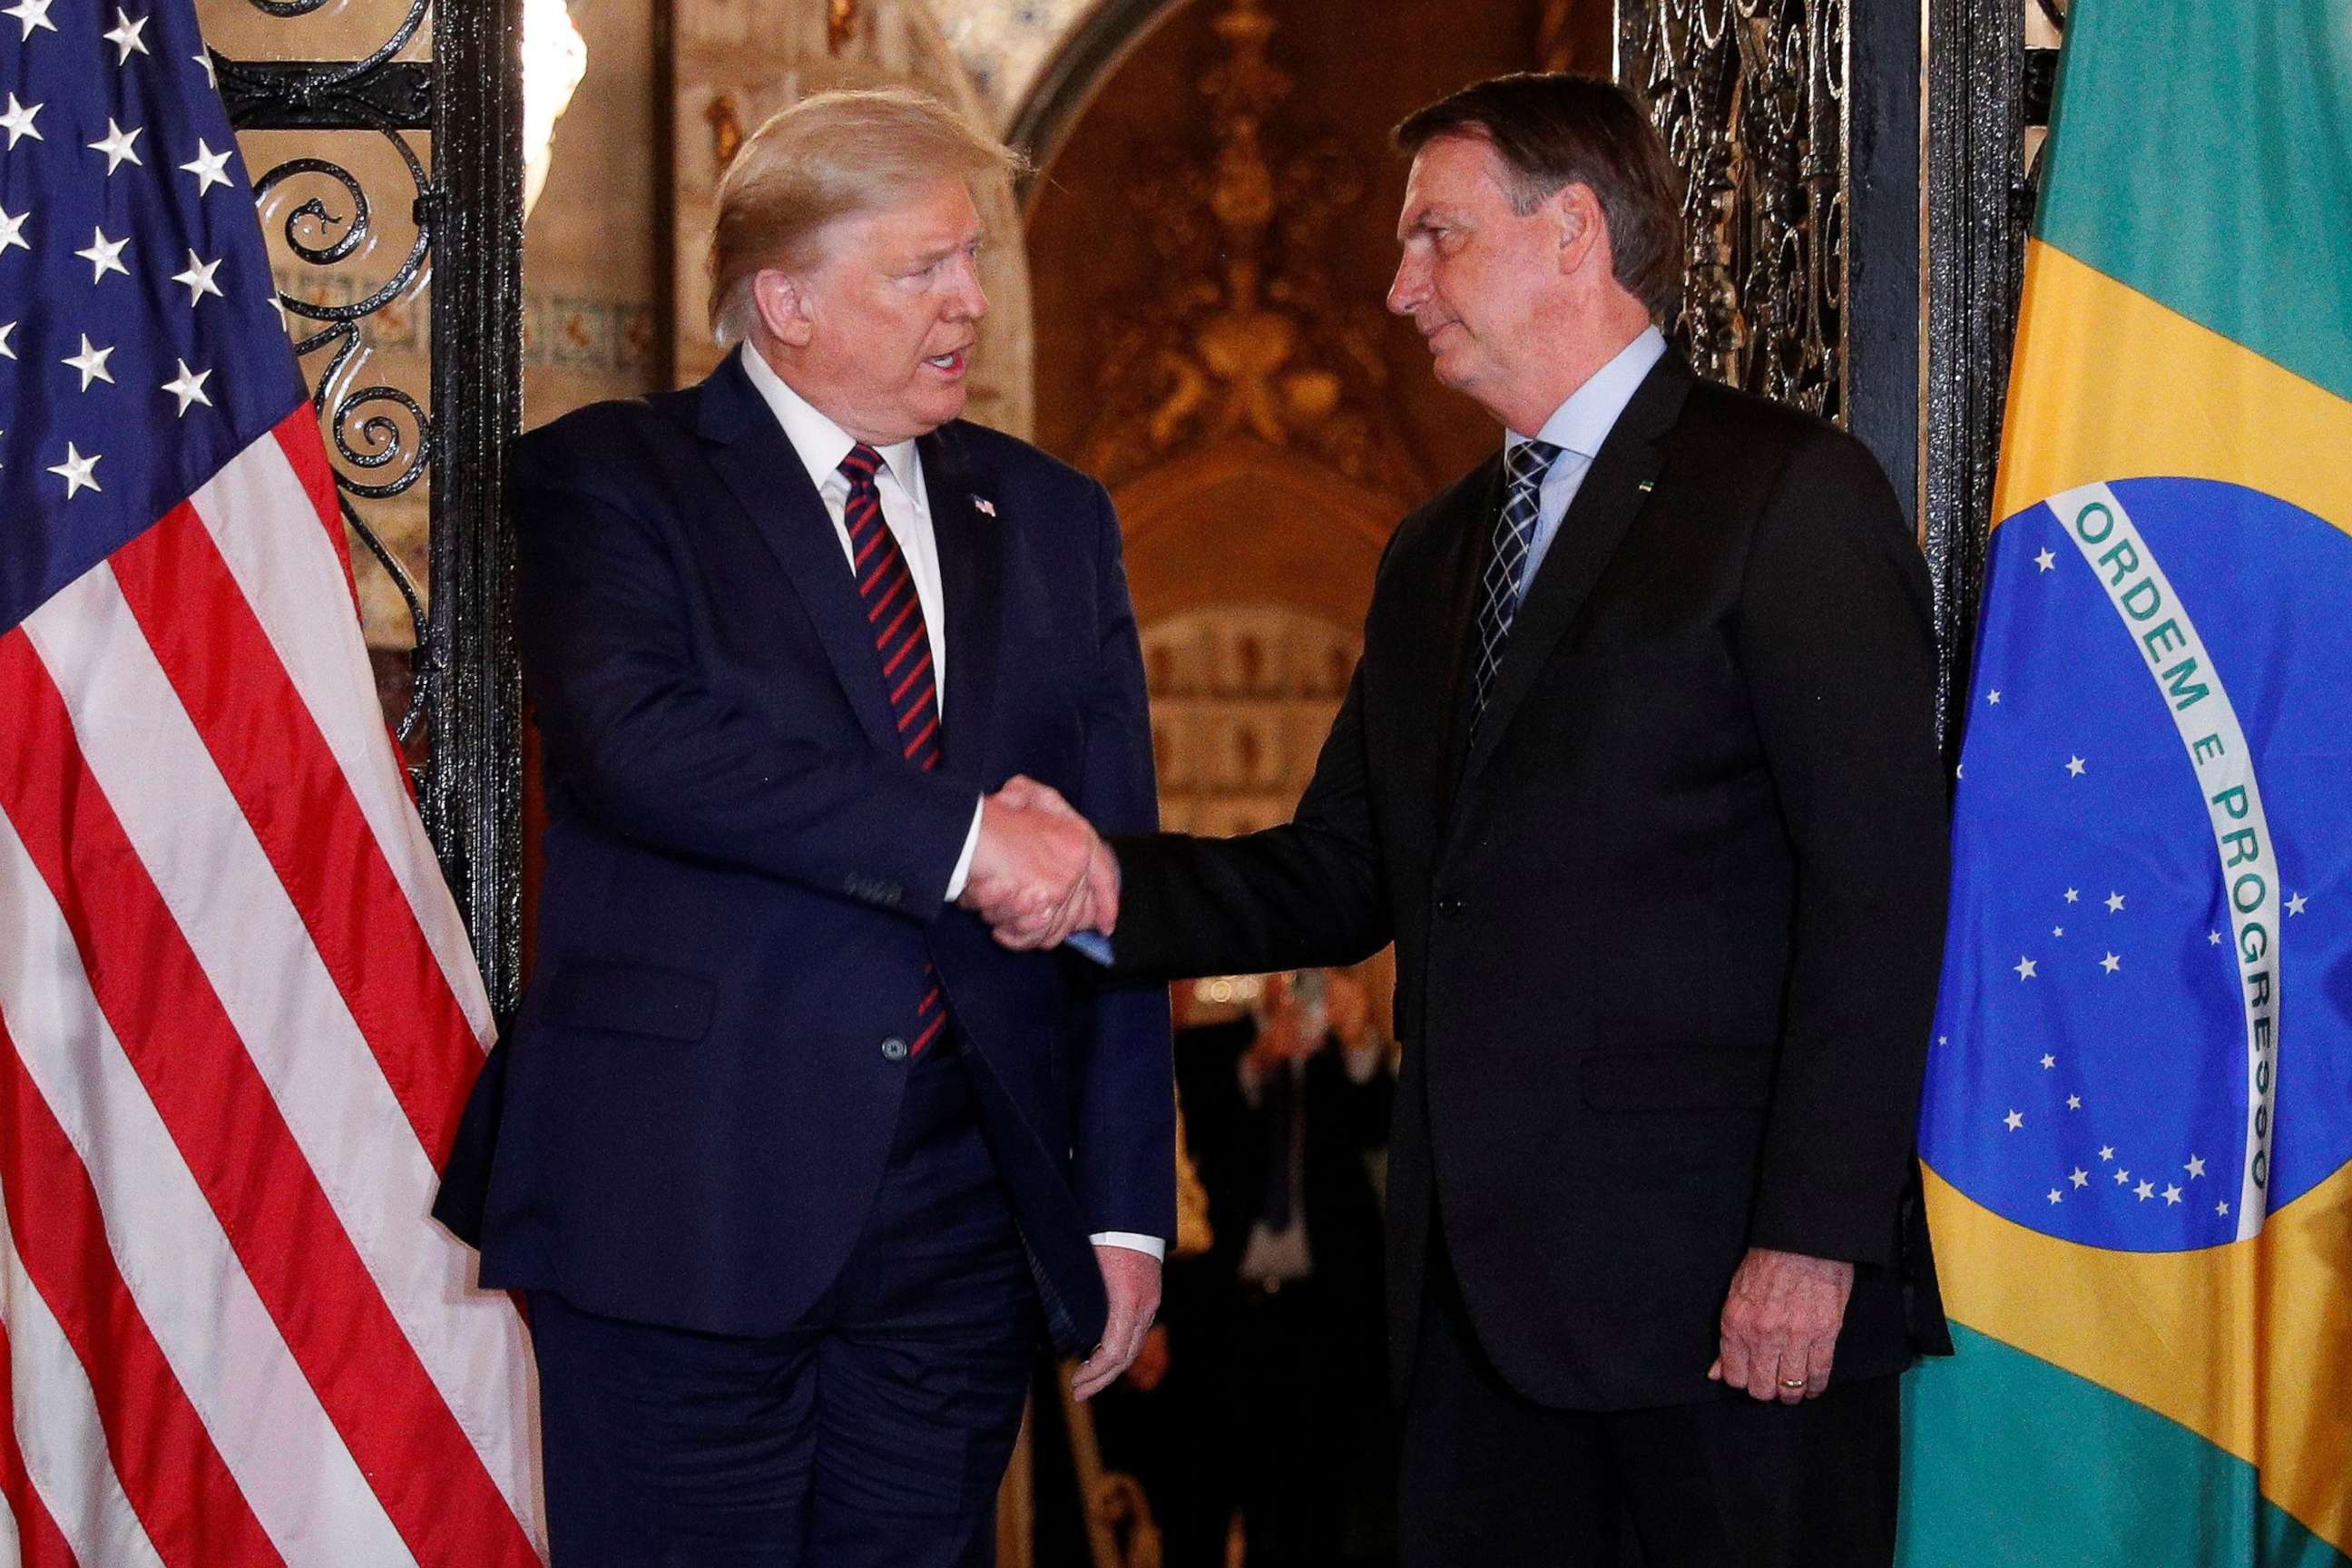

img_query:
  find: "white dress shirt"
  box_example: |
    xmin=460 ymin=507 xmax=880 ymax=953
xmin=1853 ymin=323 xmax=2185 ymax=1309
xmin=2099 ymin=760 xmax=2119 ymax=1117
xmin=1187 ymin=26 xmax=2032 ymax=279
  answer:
xmin=1507 ymin=325 xmax=1669 ymax=597
xmin=739 ymin=346 xmax=1164 ymax=1264
xmin=739 ymin=344 xmax=985 ymax=897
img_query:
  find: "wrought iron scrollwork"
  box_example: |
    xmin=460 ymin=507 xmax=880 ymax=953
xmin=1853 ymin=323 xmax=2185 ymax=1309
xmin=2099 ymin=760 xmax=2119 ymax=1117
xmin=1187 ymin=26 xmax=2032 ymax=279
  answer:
xmin=212 ymin=0 xmax=431 ymax=103
xmin=343 ymin=492 xmax=433 ymax=740
xmin=1611 ymin=0 xmax=2063 ymax=754
xmin=1618 ymin=0 xmax=1850 ymax=426
xmin=330 ymin=386 xmax=432 ymax=495
xmin=246 ymin=113 xmax=437 ymax=739
xmin=213 ymin=0 xmax=525 ymax=1014
xmin=257 ymin=144 xmax=435 ymax=458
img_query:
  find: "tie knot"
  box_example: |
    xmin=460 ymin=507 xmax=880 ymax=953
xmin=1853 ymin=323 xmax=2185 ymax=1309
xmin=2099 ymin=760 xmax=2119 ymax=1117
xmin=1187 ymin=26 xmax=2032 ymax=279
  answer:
xmin=839 ymin=443 xmax=883 ymax=487
xmin=1506 ymin=438 xmax=1562 ymax=494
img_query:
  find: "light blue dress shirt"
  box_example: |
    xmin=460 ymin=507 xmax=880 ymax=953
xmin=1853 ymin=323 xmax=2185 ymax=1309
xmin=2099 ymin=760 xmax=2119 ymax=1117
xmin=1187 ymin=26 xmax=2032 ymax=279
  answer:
xmin=1505 ymin=325 xmax=1669 ymax=601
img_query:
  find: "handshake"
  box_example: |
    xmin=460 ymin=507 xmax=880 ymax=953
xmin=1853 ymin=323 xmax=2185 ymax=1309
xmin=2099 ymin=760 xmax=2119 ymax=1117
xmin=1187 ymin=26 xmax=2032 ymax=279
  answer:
xmin=957 ymin=776 xmax=1120 ymax=951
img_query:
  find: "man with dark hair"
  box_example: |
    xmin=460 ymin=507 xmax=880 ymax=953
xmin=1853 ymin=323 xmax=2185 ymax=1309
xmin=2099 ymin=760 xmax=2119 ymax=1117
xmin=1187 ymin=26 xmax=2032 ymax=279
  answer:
xmin=979 ymin=72 xmax=1950 ymax=1567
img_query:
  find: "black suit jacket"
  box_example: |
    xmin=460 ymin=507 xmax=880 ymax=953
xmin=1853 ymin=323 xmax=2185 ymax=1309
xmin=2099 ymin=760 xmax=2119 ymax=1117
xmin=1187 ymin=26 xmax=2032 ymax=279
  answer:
xmin=1107 ymin=354 xmax=1950 ymax=1410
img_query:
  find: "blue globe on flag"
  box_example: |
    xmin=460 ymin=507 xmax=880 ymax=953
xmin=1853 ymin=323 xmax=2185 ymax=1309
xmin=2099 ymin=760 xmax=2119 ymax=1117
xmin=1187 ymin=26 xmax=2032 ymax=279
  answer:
xmin=1922 ymin=476 xmax=2352 ymax=1253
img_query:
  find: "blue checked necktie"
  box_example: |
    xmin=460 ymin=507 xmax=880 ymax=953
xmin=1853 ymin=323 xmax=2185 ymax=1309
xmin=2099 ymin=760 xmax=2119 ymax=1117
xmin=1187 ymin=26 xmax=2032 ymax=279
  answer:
xmin=840 ymin=443 xmax=949 ymax=1056
xmin=1468 ymin=438 xmax=1563 ymax=736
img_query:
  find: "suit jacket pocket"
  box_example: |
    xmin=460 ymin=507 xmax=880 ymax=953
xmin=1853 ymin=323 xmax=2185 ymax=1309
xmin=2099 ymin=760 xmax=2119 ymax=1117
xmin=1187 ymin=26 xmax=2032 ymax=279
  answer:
xmin=547 ymin=960 xmax=716 ymax=1042
xmin=1580 ymin=1046 xmax=1773 ymax=1112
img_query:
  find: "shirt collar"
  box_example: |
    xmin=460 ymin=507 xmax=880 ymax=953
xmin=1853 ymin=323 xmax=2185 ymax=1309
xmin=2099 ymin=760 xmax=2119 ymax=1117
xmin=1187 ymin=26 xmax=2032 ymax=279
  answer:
xmin=737 ymin=341 xmax=922 ymax=495
xmin=1509 ymin=324 xmax=1669 ymax=466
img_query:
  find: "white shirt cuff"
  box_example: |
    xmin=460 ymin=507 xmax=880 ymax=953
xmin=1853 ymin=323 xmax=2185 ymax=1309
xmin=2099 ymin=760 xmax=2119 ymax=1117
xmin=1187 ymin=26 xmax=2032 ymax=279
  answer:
xmin=944 ymin=798 xmax=985 ymax=901
xmin=1089 ymin=1231 xmax=1166 ymax=1261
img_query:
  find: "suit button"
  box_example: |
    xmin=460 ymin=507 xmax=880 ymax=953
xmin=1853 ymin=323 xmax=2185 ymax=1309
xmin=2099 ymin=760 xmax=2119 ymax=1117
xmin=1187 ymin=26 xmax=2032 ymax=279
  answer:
xmin=880 ymin=1037 xmax=909 ymax=1063
xmin=1437 ymin=897 xmax=1464 ymax=916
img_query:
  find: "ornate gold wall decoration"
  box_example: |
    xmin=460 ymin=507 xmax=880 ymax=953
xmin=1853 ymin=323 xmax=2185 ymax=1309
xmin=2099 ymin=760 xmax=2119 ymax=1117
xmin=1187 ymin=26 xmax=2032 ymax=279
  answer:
xmin=1073 ymin=0 xmax=1426 ymax=498
xmin=704 ymin=91 xmax=744 ymax=172
xmin=1618 ymin=0 xmax=1848 ymax=425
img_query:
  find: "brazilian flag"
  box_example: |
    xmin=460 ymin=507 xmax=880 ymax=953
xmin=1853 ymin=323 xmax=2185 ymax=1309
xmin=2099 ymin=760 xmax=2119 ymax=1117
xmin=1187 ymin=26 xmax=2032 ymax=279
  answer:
xmin=1899 ymin=2 xmax=2352 ymax=1563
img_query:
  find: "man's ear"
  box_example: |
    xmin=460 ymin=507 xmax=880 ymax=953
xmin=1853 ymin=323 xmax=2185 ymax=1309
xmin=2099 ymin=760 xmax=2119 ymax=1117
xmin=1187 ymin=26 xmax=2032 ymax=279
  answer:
xmin=752 ymin=269 xmax=816 ymax=348
xmin=1551 ymin=182 xmax=1608 ymax=279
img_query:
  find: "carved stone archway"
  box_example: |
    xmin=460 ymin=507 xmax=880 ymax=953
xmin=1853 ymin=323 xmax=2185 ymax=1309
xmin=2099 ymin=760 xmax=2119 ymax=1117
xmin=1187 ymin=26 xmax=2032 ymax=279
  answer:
xmin=1117 ymin=441 xmax=1393 ymax=632
xmin=1117 ymin=439 xmax=1393 ymax=837
xmin=1004 ymin=0 xmax=1190 ymax=178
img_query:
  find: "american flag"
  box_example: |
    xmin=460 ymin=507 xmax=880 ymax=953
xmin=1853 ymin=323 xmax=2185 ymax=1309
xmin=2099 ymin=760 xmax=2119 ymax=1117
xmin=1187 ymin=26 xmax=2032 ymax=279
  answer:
xmin=0 ymin=2 xmax=543 ymax=1563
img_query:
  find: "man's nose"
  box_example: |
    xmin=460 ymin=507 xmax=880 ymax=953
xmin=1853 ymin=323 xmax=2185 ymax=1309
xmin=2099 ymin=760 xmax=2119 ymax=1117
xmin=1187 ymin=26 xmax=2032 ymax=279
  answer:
xmin=946 ymin=257 xmax=989 ymax=320
xmin=1386 ymin=254 xmax=1426 ymax=317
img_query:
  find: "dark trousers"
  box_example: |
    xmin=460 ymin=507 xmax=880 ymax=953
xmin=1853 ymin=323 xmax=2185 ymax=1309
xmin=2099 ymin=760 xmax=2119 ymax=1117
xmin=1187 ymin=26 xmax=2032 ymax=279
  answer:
xmin=1094 ymin=1273 xmax=1394 ymax=1568
xmin=1090 ymin=1328 xmax=1240 ymax=1568
xmin=1399 ymin=1250 xmax=1899 ymax=1568
xmin=1235 ymin=1278 xmax=1389 ymax=1566
xmin=530 ymin=1042 xmax=1039 ymax=1567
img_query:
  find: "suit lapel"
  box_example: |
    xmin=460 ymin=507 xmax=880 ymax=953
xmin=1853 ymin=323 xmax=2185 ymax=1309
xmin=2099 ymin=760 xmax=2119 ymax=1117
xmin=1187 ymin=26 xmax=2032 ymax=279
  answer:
xmin=919 ymin=425 xmax=1003 ymax=781
xmin=1432 ymin=459 xmax=1505 ymax=834
xmin=695 ymin=354 xmax=898 ymax=751
xmin=1456 ymin=355 xmax=1693 ymax=790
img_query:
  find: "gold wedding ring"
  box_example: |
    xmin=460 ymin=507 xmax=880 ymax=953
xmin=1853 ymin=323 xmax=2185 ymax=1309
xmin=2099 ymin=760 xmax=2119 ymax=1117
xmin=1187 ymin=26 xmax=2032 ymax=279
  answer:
xmin=1779 ymin=1377 xmax=1808 ymax=1389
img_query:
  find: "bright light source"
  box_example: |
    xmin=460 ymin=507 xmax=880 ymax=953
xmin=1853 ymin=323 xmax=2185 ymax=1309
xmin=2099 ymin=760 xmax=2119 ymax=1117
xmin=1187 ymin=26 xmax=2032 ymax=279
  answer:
xmin=522 ymin=0 xmax=588 ymax=220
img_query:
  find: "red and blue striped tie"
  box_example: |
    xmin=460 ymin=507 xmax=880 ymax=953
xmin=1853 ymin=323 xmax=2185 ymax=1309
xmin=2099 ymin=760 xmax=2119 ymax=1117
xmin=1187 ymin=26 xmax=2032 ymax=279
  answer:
xmin=840 ymin=442 xmax=949 ymax=1056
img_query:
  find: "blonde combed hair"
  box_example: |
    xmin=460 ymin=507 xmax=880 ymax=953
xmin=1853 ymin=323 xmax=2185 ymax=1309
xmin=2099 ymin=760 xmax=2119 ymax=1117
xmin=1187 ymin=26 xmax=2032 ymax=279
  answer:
xmin=706 ymin=87 xmax=1027 ymax=347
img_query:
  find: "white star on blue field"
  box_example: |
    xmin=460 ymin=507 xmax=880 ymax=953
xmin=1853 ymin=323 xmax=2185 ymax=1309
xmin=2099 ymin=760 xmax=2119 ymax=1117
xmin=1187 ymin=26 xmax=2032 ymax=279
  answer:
xmin=0 ymin=0 xmax=300 ymax=631
xmin=1922 ymin=479 xmax=2352 ymax=1252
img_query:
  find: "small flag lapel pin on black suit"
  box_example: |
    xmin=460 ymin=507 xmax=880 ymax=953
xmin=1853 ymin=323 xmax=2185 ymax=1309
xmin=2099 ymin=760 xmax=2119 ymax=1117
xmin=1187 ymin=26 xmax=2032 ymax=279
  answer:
xmin=972 ymin=495 xmax=997 ymax=516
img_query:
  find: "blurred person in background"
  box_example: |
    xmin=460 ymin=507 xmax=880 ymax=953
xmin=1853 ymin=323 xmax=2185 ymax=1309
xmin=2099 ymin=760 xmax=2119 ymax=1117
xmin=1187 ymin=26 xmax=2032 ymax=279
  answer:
xmin=1182 ymin=968 xmax=1397 ymax=1566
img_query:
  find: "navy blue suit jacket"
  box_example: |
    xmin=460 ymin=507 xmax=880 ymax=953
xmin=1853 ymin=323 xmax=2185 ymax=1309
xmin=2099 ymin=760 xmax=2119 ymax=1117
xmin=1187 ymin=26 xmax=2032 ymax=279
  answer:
xmin=436 ymin=353 xmax=1173 ymax=1356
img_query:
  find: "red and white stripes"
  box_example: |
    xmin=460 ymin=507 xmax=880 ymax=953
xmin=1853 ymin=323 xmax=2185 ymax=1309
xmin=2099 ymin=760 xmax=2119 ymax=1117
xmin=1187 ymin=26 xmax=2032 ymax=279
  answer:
xmin=0 ymin=411 xmax=544 ymax=1566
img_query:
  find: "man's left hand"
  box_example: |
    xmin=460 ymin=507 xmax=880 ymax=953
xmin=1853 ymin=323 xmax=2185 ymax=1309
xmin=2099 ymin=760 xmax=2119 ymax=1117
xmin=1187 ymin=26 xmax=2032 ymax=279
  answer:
xmin=1708 ymin=1246 xmax=1853 ymax=1405
xmin=1071 ymin=1244 xmax=1161 ymax=1401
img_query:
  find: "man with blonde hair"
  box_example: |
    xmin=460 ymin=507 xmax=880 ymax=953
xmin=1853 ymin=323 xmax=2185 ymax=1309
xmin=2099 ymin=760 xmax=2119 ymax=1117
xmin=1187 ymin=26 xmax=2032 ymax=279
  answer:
xmin=436 ymin=87 xmax=1171 ymax=1565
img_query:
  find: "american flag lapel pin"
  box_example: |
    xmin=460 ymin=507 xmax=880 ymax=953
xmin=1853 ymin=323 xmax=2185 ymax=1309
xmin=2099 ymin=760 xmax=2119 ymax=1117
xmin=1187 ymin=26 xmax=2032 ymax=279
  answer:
xmin=1637 ymin=479 xmax=1656 ymax=495
xmin=972 ymin=495 xmax=997 ymax=517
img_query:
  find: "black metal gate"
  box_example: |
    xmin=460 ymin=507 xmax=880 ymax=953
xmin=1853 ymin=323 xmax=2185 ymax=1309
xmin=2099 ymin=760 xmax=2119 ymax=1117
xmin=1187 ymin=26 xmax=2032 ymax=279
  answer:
xmin=1616 ymin=0 xmax=2063 ymax=749
xmin=1924 ymin=0 xmax=2064 ymax=747
xmin=215 ymin=0 xmax=525 ymax=1014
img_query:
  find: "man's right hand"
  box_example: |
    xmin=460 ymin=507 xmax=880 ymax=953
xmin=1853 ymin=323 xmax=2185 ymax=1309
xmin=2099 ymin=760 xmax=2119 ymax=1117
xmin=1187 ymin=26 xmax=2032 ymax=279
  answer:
xmin=959 ymin=778 xmax=1117 ymax=949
